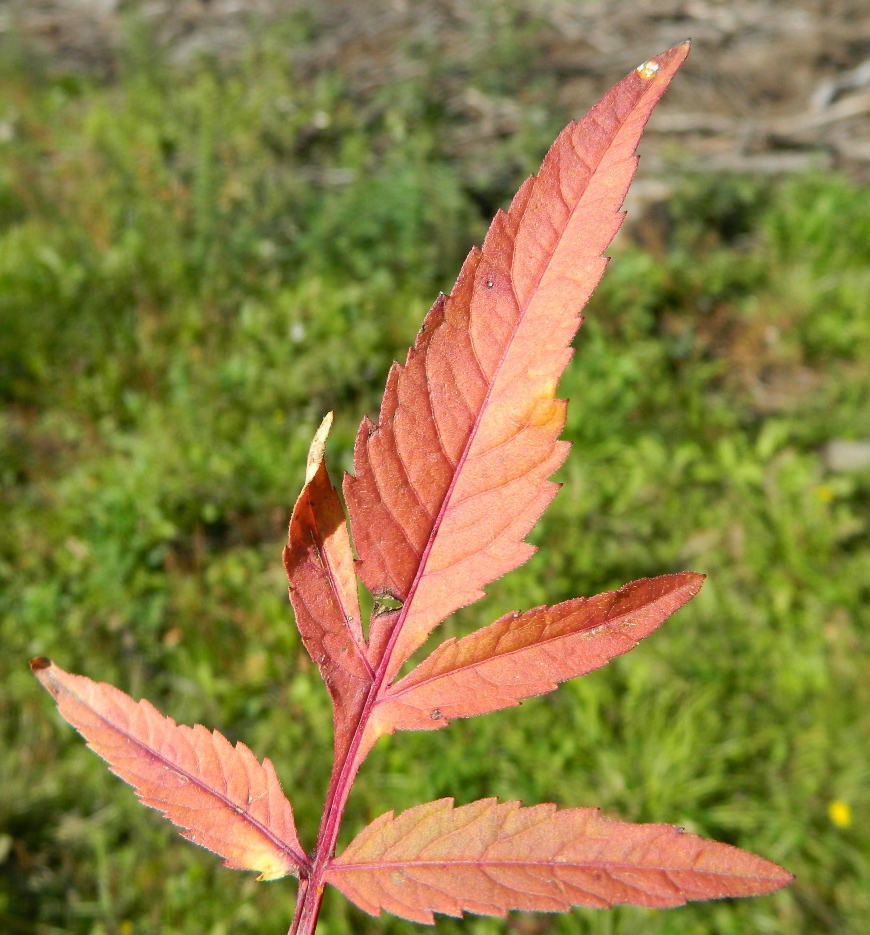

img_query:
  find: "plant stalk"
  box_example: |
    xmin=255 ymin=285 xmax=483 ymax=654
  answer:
xmin=288 ymin=341 xmax=500 ymax=933
xmin=287 ymin=609 xmax=432 ymax=931
xmin=286 ymin=646 xmax=393 ymax=935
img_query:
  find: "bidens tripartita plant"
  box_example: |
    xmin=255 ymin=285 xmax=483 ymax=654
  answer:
xmin=32 ymin=42 xmax=793 ymax=935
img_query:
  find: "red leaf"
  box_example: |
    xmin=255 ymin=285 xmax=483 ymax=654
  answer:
xmin=325 ymin=798 xmax=793 ymax=923
xmin=344 ymin=43 xmax=692 ymax=680
xmin=32 ymin=42 xmax=794 ymax=935
xmin=31 ymin=658 xmax=307 ymax=880
xmin=367 ymin=574 xmax=703 ymax=737
xmin=283 ymin=413 xmax=373 ymax=762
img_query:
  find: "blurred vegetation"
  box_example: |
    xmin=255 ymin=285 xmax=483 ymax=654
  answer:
xmin=1 ymin=12 xmax=869 ymax=935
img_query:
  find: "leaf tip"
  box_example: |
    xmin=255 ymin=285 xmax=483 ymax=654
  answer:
xmin=636 ymin=40 xmax=691 ymax=81
xmin=305 ymin=411 xmax=334 ymax=483
xmin=30 ymin=656 xmax=52 ymax=672
xmin=636 ymin=40 xmax=692 ymax=83
xmin=255 ymin=865 xmax=295 ymax=882
xmin=746 ymin=859 xmax=794 ymax=896
xmin=763 ymin=857 xmax=795 ymax=889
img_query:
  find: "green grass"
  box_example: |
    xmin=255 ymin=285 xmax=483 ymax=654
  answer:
xmin=1 ymin=20 xmax=869 ymax=935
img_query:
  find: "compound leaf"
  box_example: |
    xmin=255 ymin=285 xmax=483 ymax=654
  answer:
xmin=30 ymin=41 xmax=795 ymax=935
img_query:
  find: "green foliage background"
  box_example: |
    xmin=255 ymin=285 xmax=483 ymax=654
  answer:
xmin=1 ymin=13 xmax=869 ymax=935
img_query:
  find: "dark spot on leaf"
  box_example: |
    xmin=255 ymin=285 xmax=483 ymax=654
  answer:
xmin=430 ymin=709 xmax=442 ymax=720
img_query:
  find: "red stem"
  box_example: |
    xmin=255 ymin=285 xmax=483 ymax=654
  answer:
xmin=288 ymin=575 xmax=442 ymax=932
xmin=285 ymin=641 xmax=397 ymax=934
xmin=288 ymin=632 xmax=408 ymax=932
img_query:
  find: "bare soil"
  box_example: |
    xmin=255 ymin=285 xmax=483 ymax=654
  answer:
xmin=5 ymin=0 xmax=870 ymax=183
